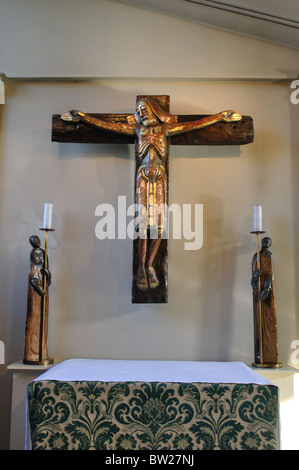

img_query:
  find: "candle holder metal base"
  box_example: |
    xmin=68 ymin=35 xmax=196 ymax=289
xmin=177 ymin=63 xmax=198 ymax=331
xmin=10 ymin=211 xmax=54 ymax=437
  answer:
xmin=23 ymin=358 xmax=54 ymax=366
xmin=252 ymin=362 xmax=283 ymax=369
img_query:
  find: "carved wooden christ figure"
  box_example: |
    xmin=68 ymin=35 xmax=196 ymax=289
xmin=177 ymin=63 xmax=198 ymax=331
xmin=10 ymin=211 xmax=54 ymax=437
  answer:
xmin=251 ymin=237 xmax=281 ymax=367
xmin=54 ymin=95 xmax=254 ymax=303
xmin=23 ymin=235 xmax=52 ymax=364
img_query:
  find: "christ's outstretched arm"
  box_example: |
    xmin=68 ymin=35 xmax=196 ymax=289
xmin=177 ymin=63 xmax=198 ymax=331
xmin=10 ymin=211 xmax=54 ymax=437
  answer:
xmin=165 ymin=110 xmax=242 ymax=137
xmin=61 ymin=110 xmax=136 ymax=136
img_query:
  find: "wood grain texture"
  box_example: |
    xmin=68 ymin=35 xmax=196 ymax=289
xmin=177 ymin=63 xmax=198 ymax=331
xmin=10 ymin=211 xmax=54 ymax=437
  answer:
xmin=52 ymin=114 xmax=254 ymax=146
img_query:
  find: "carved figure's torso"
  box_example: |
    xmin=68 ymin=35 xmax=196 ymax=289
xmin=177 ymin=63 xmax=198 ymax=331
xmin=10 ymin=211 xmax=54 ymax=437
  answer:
xmin=136 ymin=124 xmax=168 ymax=167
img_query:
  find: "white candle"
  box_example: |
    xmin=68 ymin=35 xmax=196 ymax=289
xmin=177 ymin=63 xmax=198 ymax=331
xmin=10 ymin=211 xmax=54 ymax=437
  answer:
xmin=253 ymin=205 xmax=262 ymax=232
xmin=43 ymin=203 xmax=54 ymax=229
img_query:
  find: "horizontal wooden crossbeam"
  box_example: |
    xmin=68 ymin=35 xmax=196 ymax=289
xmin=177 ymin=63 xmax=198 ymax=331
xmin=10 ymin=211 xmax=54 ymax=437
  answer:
xmin=52 ymin=113 xmax=254 ymax=146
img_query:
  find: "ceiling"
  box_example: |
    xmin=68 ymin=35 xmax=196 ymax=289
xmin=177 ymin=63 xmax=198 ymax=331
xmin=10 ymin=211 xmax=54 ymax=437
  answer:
xmin=118 ymin=0 xmax=299 ymax=49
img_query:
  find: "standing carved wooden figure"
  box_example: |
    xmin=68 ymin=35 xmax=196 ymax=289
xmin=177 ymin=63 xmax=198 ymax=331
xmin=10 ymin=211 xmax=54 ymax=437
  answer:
xmin=23 ymin=235 xmax=52 ymax=365
xmin=251 ymin=237 xmax=282 ymax=368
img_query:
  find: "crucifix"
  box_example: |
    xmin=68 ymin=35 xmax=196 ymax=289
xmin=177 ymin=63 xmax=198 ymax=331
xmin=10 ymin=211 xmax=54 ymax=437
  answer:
xmin=52 ymin=95 xmax=254 ymax=304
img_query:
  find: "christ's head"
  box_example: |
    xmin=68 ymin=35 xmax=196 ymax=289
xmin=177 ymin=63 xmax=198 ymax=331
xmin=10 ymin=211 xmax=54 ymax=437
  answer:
xmin=136 ymin=100 xmax=158 ymax=127
xmin=135 ymin=98 xmax=176 ymax=127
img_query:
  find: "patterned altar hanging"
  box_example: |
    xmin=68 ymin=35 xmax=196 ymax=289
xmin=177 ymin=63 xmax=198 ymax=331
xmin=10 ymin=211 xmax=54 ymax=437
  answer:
xmin=28 ymin=373 xmax=279 ymax=450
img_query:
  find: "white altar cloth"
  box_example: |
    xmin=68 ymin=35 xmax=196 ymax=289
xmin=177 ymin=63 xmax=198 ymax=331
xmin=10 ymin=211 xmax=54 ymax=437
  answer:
xmin=33 ymin=358 xmax=273 ymax=385
xmin=28 ymin=359 xmax=280 ymax=450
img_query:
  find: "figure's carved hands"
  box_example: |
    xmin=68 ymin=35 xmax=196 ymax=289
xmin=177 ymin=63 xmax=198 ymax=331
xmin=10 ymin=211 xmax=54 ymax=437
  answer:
xmin=260 ymin=278 xmax=272 ymax=302
xmin=251 ymin=269 xmax=263 ymax=290
xmin=220 ymin=110 xmax=242 ymax=122
xmin=42 ymin=268 xmax=52 ymax=287
xmin=30 ymin=278 xmax=45 ymax=296
xmin=61 ymin=110 xmax=84 ymax=122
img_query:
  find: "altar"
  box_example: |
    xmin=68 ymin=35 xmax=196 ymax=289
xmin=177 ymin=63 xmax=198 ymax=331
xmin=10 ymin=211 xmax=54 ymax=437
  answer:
xmin=27 ymin=359 xmax=280 ymax=450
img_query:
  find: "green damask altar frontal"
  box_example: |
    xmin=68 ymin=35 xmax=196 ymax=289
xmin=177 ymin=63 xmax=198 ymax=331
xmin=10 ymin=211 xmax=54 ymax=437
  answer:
xmin=27 ymin=360 xmax=280 ymax=450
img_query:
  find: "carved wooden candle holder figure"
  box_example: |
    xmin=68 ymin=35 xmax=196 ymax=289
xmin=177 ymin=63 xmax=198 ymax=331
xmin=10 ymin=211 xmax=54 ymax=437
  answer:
xmin=23 ymin=204 xmax=54 ymax=365
xmin=23 ymin=235 xmax=52 ymax=364
xmin=52 ymin=95 xmax=254 ymax=303
xmin=251 ymin=220 xmax=282 ymax=368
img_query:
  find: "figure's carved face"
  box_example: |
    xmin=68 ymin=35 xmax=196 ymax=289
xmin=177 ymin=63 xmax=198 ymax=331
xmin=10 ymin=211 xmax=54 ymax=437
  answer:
xmin=30 ymin=235 xmax=41 ymax=248
xmin=262 ymin=237 xmax=272 ymax=249
xmin=136 ymin=101 xmax=158 ymax=127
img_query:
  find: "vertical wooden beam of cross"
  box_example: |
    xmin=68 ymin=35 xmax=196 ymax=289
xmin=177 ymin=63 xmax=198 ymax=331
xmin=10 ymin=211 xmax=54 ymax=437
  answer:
xmin=52 ymin=94 xmax=254 ymax=303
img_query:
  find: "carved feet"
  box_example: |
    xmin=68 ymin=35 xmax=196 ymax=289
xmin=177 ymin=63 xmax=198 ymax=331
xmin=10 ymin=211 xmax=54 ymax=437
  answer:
xmin=137 ymin=266 xmax=159 ymax=291
xmin=137 ymin=267 xmax=148 ymax=290
xmin=147 ymin=266 xmax=159 ymax=289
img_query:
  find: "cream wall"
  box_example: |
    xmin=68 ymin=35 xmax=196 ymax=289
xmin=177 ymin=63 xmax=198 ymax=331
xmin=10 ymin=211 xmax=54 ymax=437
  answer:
xmin=1 ymin=0 xmax=299 ymax=449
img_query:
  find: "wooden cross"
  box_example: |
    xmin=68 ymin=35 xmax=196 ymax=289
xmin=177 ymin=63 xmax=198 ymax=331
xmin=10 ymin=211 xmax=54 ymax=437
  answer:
xmin=52 ymin=95 xmax=254 ymax=304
